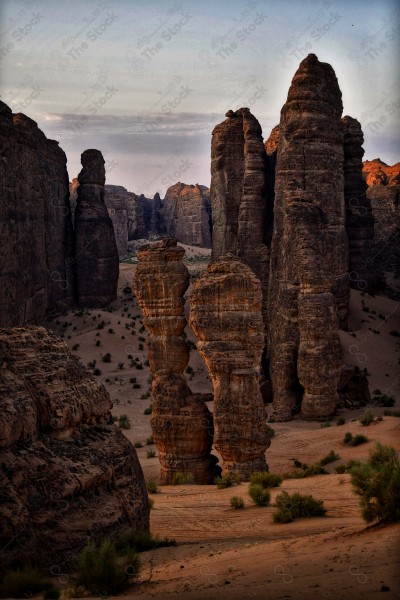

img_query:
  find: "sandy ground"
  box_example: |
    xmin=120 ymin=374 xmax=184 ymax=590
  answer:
xmin=44 ymin=245 xmax=400 ymax=599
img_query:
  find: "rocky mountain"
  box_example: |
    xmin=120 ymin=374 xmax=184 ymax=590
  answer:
xmin=0 ymin=101 xmax=74 ymax=327
xmin=0 ymin=326 xmax=149 ymax=571
xmin=162 ymin=183 xmax=211 ymax=247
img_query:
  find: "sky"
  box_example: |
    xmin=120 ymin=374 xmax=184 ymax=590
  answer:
xmin=1 ymin=0 xmax=399 ymax=197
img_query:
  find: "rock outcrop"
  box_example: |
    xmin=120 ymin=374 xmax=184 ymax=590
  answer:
xmin=0 ymin=326 xmax=149 ymax=572
xmin=74 ymin=150 xmax=119 ymax=306
xmin=210 ymin=108 xmax=270 ymax=323
xmin=268 ymin=54 xmax=347 ymax=420
xmin=0 ymin=101 xmax=74 ymax=327
xmin=190 ymin=255 xmax=268 ymax=478
xmin=104 ymin=185 xmax=129 ymax=257
xmin=363 ymin=159 xmax=400 ymax=274
xmin=163 ymin=183 xmax=212 ymax=248
xmin=342 ymin=117 xmax=380 ymax=289
xmin=133 ymin=239 xmax=217 ymax=484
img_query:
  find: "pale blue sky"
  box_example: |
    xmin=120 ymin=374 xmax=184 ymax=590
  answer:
xmin=1 ymin=0 xmax=399 ymax=195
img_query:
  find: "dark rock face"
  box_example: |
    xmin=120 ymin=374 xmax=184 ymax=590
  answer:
xmin=363 ymin=159 xmax=400 ymax=274
xmin=163 ymin=183 xmax=212 ymax=247
xmin=133 ymin=239 xmax=217 ymax=484
xmin=0 ymin=101 xmax=74 ymax=326
xmin=74 ymin=150 xmax=119 ymax=307
xmin=210 ymin=108 xmax=270 ymax=322
xmin=342 ymin=116 xmax=381 ymax=290
xmin=268 ymin=54 xmax=347 ymax=420
xmin=104 ymin=186 xmax=128 ymax=257
xmin=0 ymin=326 xmax=149 ymax=572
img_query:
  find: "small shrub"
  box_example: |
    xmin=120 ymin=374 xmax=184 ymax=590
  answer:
xmin=134 ymin=441 xmax=143 ymax=448
xmin=250 ymin=472 xmax=282 ymax=488
xmin=343 ymin=432 xmax=353 ymax=444
xmin=144 ymin=404 xmax=152 ymax=415
xmin=230 ymin=496 xmax=245 ymax=509
xmin=108 ymin=328 xmax=115 ymax=334
xmin=185 ymin=365 xmax=194 ymax=375
xmin=389 ymin=330 xmax=400 ymax=337
xmin=266 ymin=425 xmax=275 ymax=440
xmin=273 ymin=491 xmax=326 ymax=523
xmin=350 ymin=443 xmax=400 ymax=523
xmin=95 ymin=340 xmax=101 ymax=346
xmin=93 ymin=368 xmax=102 ymax=376
xmin=230 ymin=471 xmax=242 ymax=485
xmin=0 ymin=568 xmax=52 ymax=598
xmin=335 ymin=459 xmax=362 ymax=474
xmin=171 ymin=472 xmax=194 ymax=485
xmin=43 ymin=589 xmax=61 ymax=600
xmin=146 ymin=435 xmax=154 ymax=445
xmin=118 ymin=362 xmax=124 ymax=370
xmin=119 ymin=415 xmax=131 ymax=429
xmin=133 ymin=383 xmax=141 ymax=389
xmin=146 ymin=449 xmax=156 ymax=458
xmin=215 ymin=474 xmax=234 ymax=489
xmin=116 ymin=528 xmax=176 ymax=553
xmin=374 ymin=393 xmax=395 ymax=407
xmin=351 ymin=434 xmax=369 ymax=446
xmin=336 ymin=416 xmax=345 ymax=426
xmin=147 ymin=496 xmax=154 ymax=509
xmin=146 ymin=480 xmax=158 ymax=493
xmin=320 ymin=421 xmax=332 ymax=428
xmin=72 ymin=343 xmax=80 ymax=351
xmin=74 ymin=540 xmax=138 ymax=595
xmin=102 ymin=352 xmax=112 ymax=363
xmin=360 ymin=409 xmax=374 ymax=426
xmin=320 ymin=450 xmax=341 ymax=466
xmin=248 ymin=483 xmax=271 ymax=506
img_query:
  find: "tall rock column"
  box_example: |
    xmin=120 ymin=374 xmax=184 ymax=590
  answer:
xmin=211 ymin=108 xmax=270 ymax=324
xmin=342 ymin=116 xmax=381 ymax=289
xmin=268 ymin=54 xmax=347 ymax=420
xmin=74 ymin=149 xmax=119 ymax=306
xmin=133 ymin=238 xmax=216 ymax=484
xmin=190 ymin=255 xmax=268 ymax=478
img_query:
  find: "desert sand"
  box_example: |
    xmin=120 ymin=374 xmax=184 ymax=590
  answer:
xmin=44 ymin=245 xmax=400 ymax=599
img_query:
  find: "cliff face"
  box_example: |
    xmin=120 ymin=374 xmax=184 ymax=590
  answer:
xmin=190 ymin=256 xmax=268 ymax=478
xmin=104 ymin=185 xmax=128 ymax=257
xmin=267 ymin=54 xmax=347 ymax=420
xmin=133 ymin=239 xmax=217 ymax=484
xmin=0 ymin=101 xmax=74 ymax=327
xmin=0 ymin=326 xmax=149 ymax=571
xmin=363 ymin=159 xmax=400 ymax=274
xmin=74 ymin=150 xmax=119 ymax=307
xmin=210 ymin=108 xmax=270 ymax=323
xmin=162 ymin=183 xmax=211 ymax=248
xmin=342 ymin=117 xmax=381 ymax=289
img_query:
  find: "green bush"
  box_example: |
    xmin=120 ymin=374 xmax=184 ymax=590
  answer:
xmin=0 ymin=568 xmax=53 ymax=598
xmin=147 ymin=496 xmax=154 ymax=509
xmin=102 ymin=352 xmax=112 ymax=363
xmin=43 ymin=589 xmax=61 ymax=600
xmin=144 ymin=404 xmax=152 ymax=415
xmin=360 ymin=409 xmax=374 ymax=426
xmin=134 ymin=441 xmax=142 ymax=448
xmin=215 ymin=474 xmax=234 ymax=489
xmin=350 ymin=443 xmax=400 ymax=523
xmin=266 ymin=425 xmax=275 ymax=439
xmin=273 ymin=491 xmax=326 ymax=523
xmin=336 ymin=416 xmax=346 ymax=426
xmin=343 ymin=432 xmax=353 ymax=444
xmin=320 ymin=421 xmax=332 ymax=428
xmin=230 ymin=496 xmax=245 ymax=509
xmin=74 ymin=540 xmax=139 ymax=595
xmin=146 ymin=480 xmax=158 ymax=493
xmin=146 ymin=449 xmax=156 ymax=458
xmin=283 ymin=462 xmax=327 ymax=479
xmin=116 ymin=528 xmax=176 ymax=553
xmin=119 ymin=415 xmax=131 ymax=429
xmin=351 ymin=434 xmax=369 ymax=446
xmin=248 ymin=484 xmax=271 ymax=506
xmin=375 ymin=394 xmax=395 ymax=407
xmin=250 ymin=472 xmax=282 ymax=488
xmin=320 ymin=450 xmax=341 ymax=466
xmin=171 ymin=472 xmax=194 ymax=485
xmin=334 ymin=459 xmax=361 ymax=474
xmin=146 ymin=435 xmax=154 ymax=445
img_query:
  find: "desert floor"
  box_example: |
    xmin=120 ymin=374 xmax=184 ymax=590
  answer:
xmin=44 ymin=244 xmax=400 ymax=599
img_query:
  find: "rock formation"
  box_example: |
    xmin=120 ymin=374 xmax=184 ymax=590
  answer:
xmin=342 ymin=116 xmax=380 ymax=289
xmin=268 ymin=54 xmax=347 ymax=420
xmin=74 ymin=149 xmax=119 ymax=306
xmin=0 ymin=326 xmax=149 ymax=571
xmin=0 ymin=101 xmax=74 ymax=327
xmin=190 ymin=255 xmax=268 ymax=478
xmin=133 ymin=238 xmax=217 ymax=484
xmin=103 ymin=185 xmax=129 ymax=257
xmin=363 ymin=159 xmax=400 ymax=274
xmin=210 ymin=108 xmax=270 ymax=323
xmin=163 ymin=183 xmax=212 ymax=247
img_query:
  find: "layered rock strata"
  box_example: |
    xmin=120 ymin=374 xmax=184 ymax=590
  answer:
xmin=0 ymin=101 xmax=74 ymax=326
xmin=190 ymin=255 xmax=268 ymax=478
xmin=163 ymin=183 xmax=212 ymax=247
xmin=74 ymin=150 xmax=119 ymax=306
xmin=133 ymin=238 xmax=216 ymax=484
xmin=342 ymin=116 xmax=380 ymax=289
xmin=0 ymin=326 xmax=149 ymax=572
xmin=210 ymin=108 xmax=270 ymax=323
xmin=268 ymin=54 xmax=347 ymax=420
